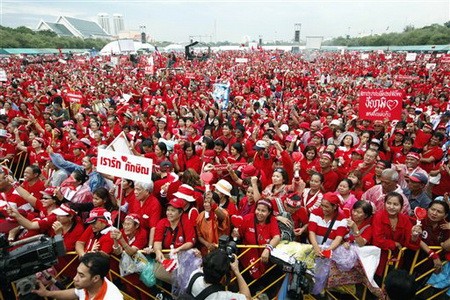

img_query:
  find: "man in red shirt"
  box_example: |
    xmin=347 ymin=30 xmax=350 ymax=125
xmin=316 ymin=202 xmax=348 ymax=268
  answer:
xmin=75 ymin=207 xmax=115 ymax=257
xmin=318 ymin=151 xmax=339 ymax=192
xmin=21 ymin=165 xmax=46 ymax=201
xmin=128 ymin=181 xmax=162 ymax=247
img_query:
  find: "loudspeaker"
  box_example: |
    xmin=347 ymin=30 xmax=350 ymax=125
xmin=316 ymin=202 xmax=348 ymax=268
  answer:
xmin=294 ymin=30 xmax=300 ymax=42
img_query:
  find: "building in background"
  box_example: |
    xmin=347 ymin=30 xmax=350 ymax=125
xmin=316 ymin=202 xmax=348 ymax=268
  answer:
xmin=97 ymin=13 xmax=111 ymax=35
xmin=36 ymin=16 xmax=112 ymax=39
xmin=112 ymin=14 xmax=125 ymax=35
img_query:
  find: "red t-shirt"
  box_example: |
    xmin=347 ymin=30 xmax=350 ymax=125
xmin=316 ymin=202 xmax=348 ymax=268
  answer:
xmin=61 ymin=219 xmax=85 ymax=251
xmin=239 ymin=214 xmax=280 ymax=245
xmin=77 ymin=226 xmax=115 ymax=255
xmin=121 ymin=227 xmax=149 ymax=249
xmin=128 ymin=195 xmax=162 ymax=230
xmin=21 ymin=180 xmax=46 ymax=201
xmin=154 ymin=217 xmax=196 ymax=249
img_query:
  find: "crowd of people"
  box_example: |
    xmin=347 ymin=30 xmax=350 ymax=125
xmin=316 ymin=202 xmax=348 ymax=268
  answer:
xmin=0 ymin=48 xmax=449 ymax=299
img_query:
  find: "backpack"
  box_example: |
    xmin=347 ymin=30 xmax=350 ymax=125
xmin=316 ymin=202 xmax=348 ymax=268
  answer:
xmin=179 ymin=272 xmax=223 ymax=300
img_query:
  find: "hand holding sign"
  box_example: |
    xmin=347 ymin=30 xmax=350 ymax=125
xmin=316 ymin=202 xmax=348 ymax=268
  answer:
xmin=200 ymin=172 xmax=213 ymax=192
xmin=231 ymin=215 xmax=243 ymax=228
xmin=414 ymin=207 xmax=427 ymax=226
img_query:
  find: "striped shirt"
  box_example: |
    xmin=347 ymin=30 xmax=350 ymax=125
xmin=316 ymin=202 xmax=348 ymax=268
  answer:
xmin=308 ymin=208 xmax=348 ymax=244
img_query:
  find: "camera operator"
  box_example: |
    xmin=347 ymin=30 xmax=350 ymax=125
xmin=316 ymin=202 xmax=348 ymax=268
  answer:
xmin=187 ymin=249 xmax=251 ymax=300
xmin=32 ymin=252 xmax=123 ymax=299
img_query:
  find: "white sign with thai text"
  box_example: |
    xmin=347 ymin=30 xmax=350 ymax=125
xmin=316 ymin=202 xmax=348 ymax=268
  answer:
xmin=97 ymin=148 xmax=153 ymax=182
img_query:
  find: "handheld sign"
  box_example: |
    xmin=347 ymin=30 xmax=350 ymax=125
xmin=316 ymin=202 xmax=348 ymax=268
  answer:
xmin=200 ymin=172 xmax=213 ymax=192
xmin=292 ymin=152 xmax=304 ymax=162
xmin=358 ymin=89 xmax=403 ymax=121
xmin=231 ymin=215 xmax=244 ymax=228
xmin=414 ymin=207 xmax=427 ymax=226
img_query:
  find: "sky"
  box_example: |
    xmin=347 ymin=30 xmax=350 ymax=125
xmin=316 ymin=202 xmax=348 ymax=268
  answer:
xmin=1 ymin=0 xmax=449 ymax=43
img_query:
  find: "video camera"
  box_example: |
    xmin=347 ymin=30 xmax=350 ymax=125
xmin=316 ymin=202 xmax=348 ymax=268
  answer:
xmin=0 ymin=234 xmax=66 ymax=297
xmin=218 ymin=235 xmax=237 ymax=263
xmin=270 ymin=250 xmax=311 ymax=298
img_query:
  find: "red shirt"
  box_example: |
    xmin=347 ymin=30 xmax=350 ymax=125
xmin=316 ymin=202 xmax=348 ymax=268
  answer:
xmin=128 ymin=195 xmax=162 ymax=230
xmin=308 ymin=208 xmax=348 ymax=244
xmin=61 ymin=219 xmax=85 ymax=251
xmin=77 ymin=226 xmax=115 ymax=255
xmin=21 ymin=180 xmax=46 ymax=201
xmin=239 ymin=214 xmax=280 ymax=245
xmin=320 ymin=169 xmax=340 ymax=193
xmin=420 ymin=145 xmax=444 ymax=173
xmin=121 ymin=227 xmax=149 ymax=249
xmin=371 ymin=209 xmax=420 ymax=276
xmin=154 ymin=217 xmax=196 ymax=249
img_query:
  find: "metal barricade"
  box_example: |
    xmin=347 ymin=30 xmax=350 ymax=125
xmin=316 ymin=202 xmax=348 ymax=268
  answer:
xmin=4 ymin=245 xmax=447 ymax=300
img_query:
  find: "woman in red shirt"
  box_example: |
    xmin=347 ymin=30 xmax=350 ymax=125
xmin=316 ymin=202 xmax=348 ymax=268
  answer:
xmin=372 ymin=192 xmax=422 ymax=279
xmin=111 ymin=214 xmax=149 ymax=300
xmin=430 ymin=159 xmax=450 ymax=198
xmin=153 ymin=198 xmax=196 ymax=284
xmin=173 ymin=142 xmax=202 ymax=174
xmin=231 ymin=199 xmax=281 ymax=279
xmin=300 ymin=145 xmax=320 ymax=182
xmin=420 ymin=132 xmax=445 ymax=173
xmin=344 ymin=200 xmax=373 ymax=247
xmin=393 ymin=137 xmax=413 ymax=164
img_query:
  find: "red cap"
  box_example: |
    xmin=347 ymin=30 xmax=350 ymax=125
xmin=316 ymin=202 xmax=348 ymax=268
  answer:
xmin=173 ymin=184 xmax=195 ymax=202
xmin=168 ymin=198 xmax=185 ymax=209
xmin=86 ymin=207 xmax=110 ymax=224
xmin=241 ymin=165 xmax=259 ymax=179
xmin=202 ymin=150 xmax=216 ymax=163
xmin=125 ymin=213 xmax=141 ymax=225
xmin=284 ymin=193 xmax=302 ymax=208
xmin=73 ymin=142 xmax=86 ymax=150
xmin=52 ymin=203 xmax=76 ymax=216
xmin=40 ymin=187 xmax=56 ymax=197
xmin=323 ymin=192 xmax=340 ymax=206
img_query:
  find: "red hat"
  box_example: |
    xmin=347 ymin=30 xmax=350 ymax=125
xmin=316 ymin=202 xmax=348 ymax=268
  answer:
xmin=394 ymin=129 xmax=405 ymax=136
xmin=173 ymin=184 xmax=195 ymax=202
xmin=52 ymin=203 xmax=76 ymax=216
xmin=168 ymin=198 xmax=185 ymax=209
xmin=313 ymin=131 xmax=324 ymax=139
xmin=73 ymin=142 xmax=86 ymax=150
xmin=284 ymin=193 xmax=302 ymax=208
xmin=124 ymin=213 xmax=141 ymax=225
xmin=240 ymin=164 xmax=259 ymax=179
xmin=406 ymin=152 xmax=420 ymax=160
xmin=40 ymin=187 xmax=56 ymax=197
xmin=86 ymin=207 xmax=110 ymax=224
xmin=299 ymin=122 xmax=310 ymax=130
xmin=322 ymin=192 xmax=340 ymax=206
xmin=202 ymin=150 xmax=216 ymax=163
xmin=352 ymin=149 xmax=365 ymax=156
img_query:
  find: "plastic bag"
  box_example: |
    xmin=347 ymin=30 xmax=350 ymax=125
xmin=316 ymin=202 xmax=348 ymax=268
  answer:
xmin=119 ymin=251 xmax=148 ymax=276
xmin=172 ymin=249 xmax=202 ymax=297
xmin=140 ymin=257 xmax=156 ymax=287
xmin=332 ymin=244 xmax=358 ymax=271
xmin=312 ymin=257 xmax=331 ymax=295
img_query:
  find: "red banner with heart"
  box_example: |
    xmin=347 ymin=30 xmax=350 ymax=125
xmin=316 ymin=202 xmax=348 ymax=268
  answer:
xmin=358 ymin=89 xmax=403 ymax=121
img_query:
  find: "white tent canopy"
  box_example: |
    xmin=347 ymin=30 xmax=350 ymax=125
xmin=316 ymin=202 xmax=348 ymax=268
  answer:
xmin=163 ymin=44 xmax=185 ymax=52
xmin=100 ymin=39 xmax=155 ymax=55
